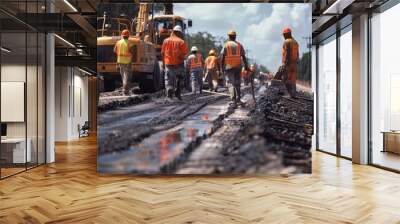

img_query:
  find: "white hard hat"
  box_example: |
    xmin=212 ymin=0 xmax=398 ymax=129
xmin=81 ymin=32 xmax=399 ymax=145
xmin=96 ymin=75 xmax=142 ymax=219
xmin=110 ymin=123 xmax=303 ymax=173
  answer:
xmin=173 ymin=25 xmax=182 ymax=32
xmin=191 ymin=46 xmax=198 ymax=52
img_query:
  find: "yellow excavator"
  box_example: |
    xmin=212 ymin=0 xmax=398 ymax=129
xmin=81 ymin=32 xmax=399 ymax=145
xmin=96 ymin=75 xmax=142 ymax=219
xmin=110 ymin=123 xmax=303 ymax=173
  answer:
xmin=97 ymin=3 xmax=191 ymax=93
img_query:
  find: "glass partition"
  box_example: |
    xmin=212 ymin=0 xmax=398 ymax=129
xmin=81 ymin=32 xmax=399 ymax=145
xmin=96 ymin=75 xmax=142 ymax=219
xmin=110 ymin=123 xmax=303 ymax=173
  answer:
xmin=370 ymin=3 xmax=400 ymax=171
xmin=1 ymin=31 xmax=28 ymax=178
xmin=0 ymin=1 xmax=46 ymax=179
xmin=339 ymin=26 xmax=352 ymax=158
xmin=317 ymin=35 xmax=337 ymax=154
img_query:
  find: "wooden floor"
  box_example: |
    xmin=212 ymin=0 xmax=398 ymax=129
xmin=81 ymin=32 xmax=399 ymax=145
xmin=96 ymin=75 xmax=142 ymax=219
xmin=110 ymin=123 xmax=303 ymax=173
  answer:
xmin=1 ymin=135 xmax=400 ymax=224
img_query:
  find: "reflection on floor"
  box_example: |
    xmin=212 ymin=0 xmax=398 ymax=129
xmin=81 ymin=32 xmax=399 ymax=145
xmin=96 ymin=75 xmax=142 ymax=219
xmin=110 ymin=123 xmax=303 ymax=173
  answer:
xmin=373 ymin=150 xmax=400 ymax=171
xmin=0 ymin=163 xmax=43 ymax=179
xmin=0 ymin=167 xmax=25 ymax=178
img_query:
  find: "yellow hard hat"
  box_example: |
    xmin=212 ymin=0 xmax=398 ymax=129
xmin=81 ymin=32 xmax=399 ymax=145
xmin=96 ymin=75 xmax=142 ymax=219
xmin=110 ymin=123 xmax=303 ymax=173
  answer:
xmin=209 ymin=49 xmax=216 ymax=56
xmin=227 ymin=30 xmax=237 ymax=36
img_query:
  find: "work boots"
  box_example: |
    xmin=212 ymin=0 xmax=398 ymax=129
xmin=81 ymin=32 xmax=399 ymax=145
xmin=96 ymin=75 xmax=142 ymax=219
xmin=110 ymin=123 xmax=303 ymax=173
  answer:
xmin=175 ymin=88 xmax=182 ymax=100
xmin=167 ymin=89 xmax=174 ymax=98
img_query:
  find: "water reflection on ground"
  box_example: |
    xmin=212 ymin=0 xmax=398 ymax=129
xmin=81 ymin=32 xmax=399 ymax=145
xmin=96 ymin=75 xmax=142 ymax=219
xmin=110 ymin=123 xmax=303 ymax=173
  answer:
xmin=98 ymin=100 xmax=229 ymax=174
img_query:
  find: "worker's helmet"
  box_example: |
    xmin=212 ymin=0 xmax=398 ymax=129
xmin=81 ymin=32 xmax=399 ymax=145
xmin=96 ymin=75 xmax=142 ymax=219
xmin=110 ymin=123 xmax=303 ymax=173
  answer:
xmin=227 ymin=30 xmax=237 ymax=36
xmin=173 ymin=25 xmax=182 ymax=33
xmin=209 ymin=49 xmax=216 ymax=56
xmin=191 ymin=46 xmax=198 ymax=52
xmin=121 ymin=29 xmax=130 ymax=37
xmin=282 ymin=27 xmax=292 ymax=34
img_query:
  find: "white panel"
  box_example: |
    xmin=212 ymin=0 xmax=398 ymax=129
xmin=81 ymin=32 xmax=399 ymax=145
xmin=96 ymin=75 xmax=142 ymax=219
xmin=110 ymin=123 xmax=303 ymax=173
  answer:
xmin=1 ymin=82 xmax=25 ymax=122
xmin=390 ymin=74 xmax=400 ymax=130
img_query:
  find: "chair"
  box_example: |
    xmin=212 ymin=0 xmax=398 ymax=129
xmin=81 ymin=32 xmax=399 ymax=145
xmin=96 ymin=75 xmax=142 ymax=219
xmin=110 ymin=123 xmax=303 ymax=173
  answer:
xmin=78 ymin=121 xmax=90 ymax=138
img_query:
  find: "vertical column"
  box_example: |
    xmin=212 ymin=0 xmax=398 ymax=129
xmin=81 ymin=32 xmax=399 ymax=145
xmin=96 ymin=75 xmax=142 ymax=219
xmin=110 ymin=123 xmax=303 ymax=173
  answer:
xmin=46 ymin=0 xmax=55 ymax=163
xmin=352 ymin=14 xmax=369 ymax=164
xmin=311 ymin=45 xmax=317 ymax=150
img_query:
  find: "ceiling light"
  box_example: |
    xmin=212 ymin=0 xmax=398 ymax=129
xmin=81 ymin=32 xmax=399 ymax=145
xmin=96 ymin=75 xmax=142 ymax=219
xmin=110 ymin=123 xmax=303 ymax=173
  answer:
xmin=323 ymin=0 xmax=355 ymax=15
xmin=54 ymin=34 xmax=75 ymax=48
xmin=1 ymin=47 xmax=11 ymax=53
xmin=63 ymin=0 xmax=78 ymax=12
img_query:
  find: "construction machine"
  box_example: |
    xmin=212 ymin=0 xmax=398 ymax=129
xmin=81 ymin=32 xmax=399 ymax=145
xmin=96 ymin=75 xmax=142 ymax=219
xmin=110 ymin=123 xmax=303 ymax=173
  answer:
xmin=97 ymin=3 xmax=192 ymax=93
xmin=97 ymin=4 xmax=160 ymax=93
xmin=149 ymin=14 xmax=191 ymax=59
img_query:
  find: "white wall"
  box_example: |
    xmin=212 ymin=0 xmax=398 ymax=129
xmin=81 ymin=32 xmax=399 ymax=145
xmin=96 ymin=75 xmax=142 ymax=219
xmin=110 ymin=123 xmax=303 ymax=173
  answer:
xmin=1 ymin=63 xmax=46 ymax=164
xmin=55 ymin=67 xmax=89 ymax=141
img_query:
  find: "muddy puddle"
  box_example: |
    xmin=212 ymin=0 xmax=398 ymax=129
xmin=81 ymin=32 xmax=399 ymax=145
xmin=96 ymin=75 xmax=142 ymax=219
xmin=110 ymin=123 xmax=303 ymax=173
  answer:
xmin=98 ymin=99 xmax=230 ymax=174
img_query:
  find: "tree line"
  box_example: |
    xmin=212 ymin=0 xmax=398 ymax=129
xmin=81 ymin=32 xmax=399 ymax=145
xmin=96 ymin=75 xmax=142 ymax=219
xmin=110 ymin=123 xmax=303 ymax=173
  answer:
xmin=186 ymin=31 xmax=311 ymax=83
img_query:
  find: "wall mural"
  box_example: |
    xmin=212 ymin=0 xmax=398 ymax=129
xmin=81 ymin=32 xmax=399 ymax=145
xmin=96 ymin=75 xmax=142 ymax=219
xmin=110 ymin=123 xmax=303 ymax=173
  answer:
xmin=97 ymin=2 xmax=313 ymax=175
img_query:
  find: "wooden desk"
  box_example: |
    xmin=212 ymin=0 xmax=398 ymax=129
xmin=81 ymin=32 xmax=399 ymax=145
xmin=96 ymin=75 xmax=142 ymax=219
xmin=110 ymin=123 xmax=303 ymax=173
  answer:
xmin=382 ymin=131 xmax=400 ymax=154
xmin=1 ymin=138 xmax=31 ymax=163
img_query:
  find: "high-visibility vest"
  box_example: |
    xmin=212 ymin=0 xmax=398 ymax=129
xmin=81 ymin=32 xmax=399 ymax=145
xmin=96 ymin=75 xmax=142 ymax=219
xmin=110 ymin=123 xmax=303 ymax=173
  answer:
xmin=205 ymin=56 xmax=218 ymax=70
xmin=115 ymin=39 xmax=132 ymax=64
xmin=162 ymin=36 xmax=188 ymax=65
xmin=282 ymin=38 xmax=299 ymax=64
xmin=224 ymin=41 xmax=242 ymax=68
xmin=189 ymin=54 xmax=202 ymax=70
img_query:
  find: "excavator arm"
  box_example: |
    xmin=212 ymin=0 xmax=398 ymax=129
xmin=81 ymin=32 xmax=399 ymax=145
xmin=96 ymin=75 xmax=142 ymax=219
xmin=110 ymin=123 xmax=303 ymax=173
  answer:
xmin=135 ymin=3 xmax=150 ymax=37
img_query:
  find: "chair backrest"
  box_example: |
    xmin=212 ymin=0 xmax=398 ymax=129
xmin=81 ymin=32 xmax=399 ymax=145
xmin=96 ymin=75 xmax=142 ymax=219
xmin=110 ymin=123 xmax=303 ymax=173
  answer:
xmin=82 ymin=121 xmax=90 ymax=129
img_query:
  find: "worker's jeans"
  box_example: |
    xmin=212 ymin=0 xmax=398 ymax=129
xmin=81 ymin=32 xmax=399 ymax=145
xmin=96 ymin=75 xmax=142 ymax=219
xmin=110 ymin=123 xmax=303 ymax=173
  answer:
xmin=190 ymin=69 xmax=203 ymax=95
xmin=165 ymin=64 xmax=184 ymax=98
xmin=206 ymin=68 xmax=219 ymax=91
xmin=285 ymin=83 xmax=297 ymax=98
xmin=225 ymin=67 xmax=241 ymax=103
xmin=118 ymin=63 xmax=131 ymax=94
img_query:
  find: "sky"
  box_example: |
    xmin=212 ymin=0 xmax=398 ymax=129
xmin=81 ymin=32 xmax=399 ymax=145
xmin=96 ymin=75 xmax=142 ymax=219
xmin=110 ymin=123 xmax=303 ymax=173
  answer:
xmin=174 ymin=3 xmax=311 ymax=72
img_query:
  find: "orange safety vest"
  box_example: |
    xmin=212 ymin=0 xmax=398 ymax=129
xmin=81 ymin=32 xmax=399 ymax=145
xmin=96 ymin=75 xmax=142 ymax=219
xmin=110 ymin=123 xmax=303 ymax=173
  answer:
xmin=162 ymin=36 xmax=188 ymax=65
xmin=282 ymin=38 xmax=299 ymax=85
xmin=205 ymin=55 xmax=218 ymax=70
xmin=282 ymin=38 xmax=299 ymax=65
xmin=115 ymin=39 xmax=132 ymax=64
xmin=224 ymin=41 xmax=242 ymax=68
xmin=189 ymin=54 xmax=202 ymax=70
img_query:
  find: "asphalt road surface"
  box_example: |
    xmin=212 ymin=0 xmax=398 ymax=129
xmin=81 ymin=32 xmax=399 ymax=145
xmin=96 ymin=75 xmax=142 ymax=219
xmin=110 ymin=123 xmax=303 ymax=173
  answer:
xmin=97 ymin=82 xmax=313 ymax=175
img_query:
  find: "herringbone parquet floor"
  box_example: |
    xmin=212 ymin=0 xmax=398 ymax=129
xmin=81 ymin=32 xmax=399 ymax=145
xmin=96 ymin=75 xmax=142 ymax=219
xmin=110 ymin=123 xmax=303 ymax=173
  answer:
xmin=1 ymin=136 xmax=400 ymax=224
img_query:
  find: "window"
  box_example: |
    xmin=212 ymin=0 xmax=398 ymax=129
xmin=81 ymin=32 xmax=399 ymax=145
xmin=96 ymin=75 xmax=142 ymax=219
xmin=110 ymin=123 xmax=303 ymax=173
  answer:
xmin=339 ymin=26 xmax=352 ymax=158
xmin=317 ymin=35 xmax=337 ymax=154
xmin=370 ymin=3 xmax=400 ymax=171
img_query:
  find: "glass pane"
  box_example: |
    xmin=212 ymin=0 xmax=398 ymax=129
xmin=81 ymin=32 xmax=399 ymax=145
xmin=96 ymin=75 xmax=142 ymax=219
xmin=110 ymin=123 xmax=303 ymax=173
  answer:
xmin=27 ymin=31 xmax=38 ymax=169
xmin=371 ymin=4 xmax=400 ymax=171
xmin=1 ymin=30 xmax=27 ymax=177
xmin=317 ymin=35 xmax=337 ymax=154
xmin=38 ymin=32 xmax=45 ymax=165
xmin=339 ymin=28 xmax=352 ymax=158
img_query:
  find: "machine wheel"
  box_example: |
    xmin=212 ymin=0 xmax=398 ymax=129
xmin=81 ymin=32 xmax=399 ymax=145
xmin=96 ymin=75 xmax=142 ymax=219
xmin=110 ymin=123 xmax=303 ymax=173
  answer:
xmin=139 ymin=62 xmax=161 ymax=93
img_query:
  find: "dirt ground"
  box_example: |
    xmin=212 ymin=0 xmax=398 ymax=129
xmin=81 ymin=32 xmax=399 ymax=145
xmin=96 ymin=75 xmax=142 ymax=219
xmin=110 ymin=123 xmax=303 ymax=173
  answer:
xmin=97 ymin=81 xmax=313 ymax=175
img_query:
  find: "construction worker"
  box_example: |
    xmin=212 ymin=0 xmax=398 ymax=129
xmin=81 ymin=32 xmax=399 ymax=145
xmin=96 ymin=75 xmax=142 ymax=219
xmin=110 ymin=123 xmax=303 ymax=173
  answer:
xmin=282 ymin=27 xmax=299 ymax=98
xmin=220 ymin=30 xmax=249 ymax=107
xmin=204 ymin=49 xmax=220 ymax=92
xmin=241 ymin=67 xmax=250 ymax=86
xmin=114 ymin=29 xmax=133 ymax=95
xmin=161 ymin=25 xmax=189 ymax=100
xmin=248 ymin=64 xmax=256 ymax=86
xmin=160 ymin=23 xmax=168 ymax=34
xmin=187 ymin=46 xmax=203 ymax=95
